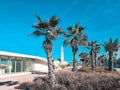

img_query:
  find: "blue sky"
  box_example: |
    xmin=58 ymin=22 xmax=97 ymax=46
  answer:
xmin=0 ymin=0 xmax=120 ymax=62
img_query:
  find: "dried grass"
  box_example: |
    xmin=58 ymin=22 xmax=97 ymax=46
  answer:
xmin=16 ymin=71 xmax=120 ymax=90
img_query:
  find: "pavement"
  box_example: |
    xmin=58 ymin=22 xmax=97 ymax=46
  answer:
xmin=0 ymin=73 xmax=46 ymax=90
xmin=115 ymin=68 xmax=120 ymax=73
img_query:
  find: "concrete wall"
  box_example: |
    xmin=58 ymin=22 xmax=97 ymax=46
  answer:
xmin=0 ymin=69 xmax=5 ymax=74
xmin=34 ymin=63 xmax=48 ymax=72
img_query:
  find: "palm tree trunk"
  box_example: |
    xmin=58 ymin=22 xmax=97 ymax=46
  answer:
xmin=88 ymin=59 xmax=91 ymax=67
xmin=82 ymin=61 xmax=85 ymax=68
xmin=108 ymin=52 xmax=113 ymax=71
xmin=43 ymin=39 xmax=55 ymax=86
xmin=94 ymin=53 xmax=97 ymax=67
xmin=47 ymin=51 xmax=55 ymax=86
xmin=91 ymin=51 xmax=95 ymax=70
xmin=72 ymin=52 xmax=77 ymax=71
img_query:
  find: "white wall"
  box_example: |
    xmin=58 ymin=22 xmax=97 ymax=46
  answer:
xmin=34 ymin=63 xmax=48 ymax=72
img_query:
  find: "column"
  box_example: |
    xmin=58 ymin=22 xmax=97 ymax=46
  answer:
xmin=21 ymin=60 xmax=23 ymax=72
xmin=0 ymin=57 xmax=1 ymax=63
xmin=32 ymin=59 xmax=35 ymax=71
xmin=0 ymin=57 xmax=1 ymax=74
xmin=8 ymin=59 xmax=11 ymax=74
xmin=25 ymin=60 xmax=28 ymax=71
xmin=15 ymin=60 xmax=16 ymax=73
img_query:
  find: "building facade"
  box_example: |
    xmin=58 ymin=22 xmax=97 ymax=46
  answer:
xmin=0 ymin=51 xmax=48 ymax=75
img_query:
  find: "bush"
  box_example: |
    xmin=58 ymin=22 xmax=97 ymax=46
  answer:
xmin=60 ymin=65 xmax=67 ymax=69
xmin=78 ymin=67 xmax=93 ymax=73
xmin=78 ymin=67 xmax=117 ymax=73
xmin=16 ymin=71 xmax=120 ymax=90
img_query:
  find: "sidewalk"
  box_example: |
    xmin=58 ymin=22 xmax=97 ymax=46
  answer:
xmin=115 ymin=68 xmax=120 ymax=73
xmin=0 ymin=73 xmax=46 ymax=90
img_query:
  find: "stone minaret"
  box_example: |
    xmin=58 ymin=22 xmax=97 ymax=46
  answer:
xmin=61 ymin=46 xmax=64 ymax=64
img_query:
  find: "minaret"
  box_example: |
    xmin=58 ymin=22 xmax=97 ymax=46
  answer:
xmin=60 ymin=46 xmax=64 ymax=64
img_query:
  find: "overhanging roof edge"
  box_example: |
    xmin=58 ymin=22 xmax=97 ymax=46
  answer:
xmin=0 ymin=51 xmax=47 ymax=62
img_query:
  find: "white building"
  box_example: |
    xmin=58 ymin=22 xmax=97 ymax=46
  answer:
xmin=0 ymin=51 xmax=48 ymax=75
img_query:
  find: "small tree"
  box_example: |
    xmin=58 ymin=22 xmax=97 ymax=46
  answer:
xmin=79 ymin=52 xmax=90 ymax=67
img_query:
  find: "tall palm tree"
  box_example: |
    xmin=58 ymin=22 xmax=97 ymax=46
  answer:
xmin=79 ymin=52 xmax=89 ymax=67
xmin=63 ymin=23 xmax=88 ymax=71
xmin=88 ymin=41 xmax=100 ymax=70
xmin=103 ymin=38 xmax=120 ymax=71
xmin=29 ymin=15 xmax=65 ymax=86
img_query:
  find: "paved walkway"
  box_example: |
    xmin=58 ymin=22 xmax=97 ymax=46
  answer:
xmin=0 ymin=73 xmax=46 ymax=90
xmin=115 ymin=68 xmax=120 ymax=73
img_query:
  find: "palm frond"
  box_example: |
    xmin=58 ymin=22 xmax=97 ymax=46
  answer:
xmin=32 ymin=25 xmax=40 ymax=29
xmin=113 ymin=38 xmax=119 ymax=51
xmin=88 ymin=41 xmax=100 ymax=53
xmin=28 ymin=30 xmax=45 ymax=36
xmin=63 ymin=40 xmax=71 ymax=46
xmin=65 ymin=34 xmax=72 ymax=37
xmin=67 ymin=26 xmax=73 ymax=33
xmin=56 ymin=29 xmax=66 ymax=35
xmin=78 ymin=39 xmax=87 ymax=47
xmin=35 ymin=14 xmax=42 ymax=22
xmin=39 ymin=22 xmax=49 ymax=29
xmin=103 ymin=38 xmax=119 ymax=52
xmin=79 ymin=26 xmax=85 ymax=32
xmin=79 ymin=52 xmax=89 ymax=60
xmin=75 ymin=23 xmax=79 ymax=29
xmin=49 ymin=16 xmax=59 ymax=27
xmin=46 ymin=29 xmax=66 ymax=40
xmin=78 ymin=34 xmax=88 ymax=47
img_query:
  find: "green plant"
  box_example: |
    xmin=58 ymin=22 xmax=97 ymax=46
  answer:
xmin=78 ymin=66 xmax=117 ymax=73
xmin=60 ymin=65 xmax=66 ymax=70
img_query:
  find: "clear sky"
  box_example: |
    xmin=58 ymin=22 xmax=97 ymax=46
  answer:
xmin=0 ymin=0 xmax=120 ymax=62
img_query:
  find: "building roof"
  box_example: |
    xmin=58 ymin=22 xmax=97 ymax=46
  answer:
xmin=0 ymin=51 xmax=47 ymax=62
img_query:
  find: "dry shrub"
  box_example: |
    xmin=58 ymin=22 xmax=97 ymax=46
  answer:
xmin=52 ymin=84 xmax=67 ymax=90
xmin=16 ymin=71 xmax=120 ymax=90
xmin=78 ymin=67 xmax=93 ymax=73
xmin=55 ymin=71 xmax=120 ymax=90
xmin=78 ymin=66 xmax=117 ymax=73
xmin=15 ymin=82 xmax=31 ymax=89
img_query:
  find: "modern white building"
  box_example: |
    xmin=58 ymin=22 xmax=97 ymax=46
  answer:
xmin=0 ymin=51 xmax=48 ymax=75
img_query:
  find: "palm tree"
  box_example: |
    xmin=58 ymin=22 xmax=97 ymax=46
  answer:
xmin=103 ymin=38 xmax=120 ymax=71
xmin=63 ymin=23 xmax=88 ymax=71
xmin=88 ymin=41 xmax=100 ymax=70
xmin=29 ymin=15 xmax=65 ymax=86
xmin=113 ymin=53 xmax=117 ymax=67
xmin=98 ymin=55 xmax=107 ymax=66
xmin=79 ymin=52 xmax=89 ymax=67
